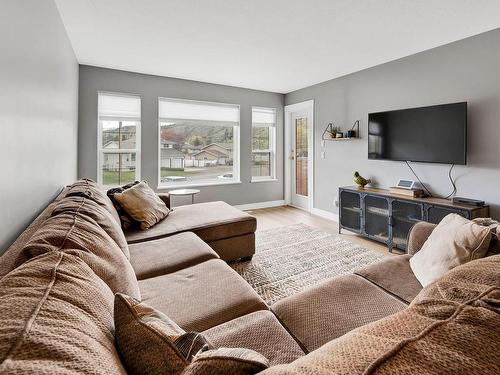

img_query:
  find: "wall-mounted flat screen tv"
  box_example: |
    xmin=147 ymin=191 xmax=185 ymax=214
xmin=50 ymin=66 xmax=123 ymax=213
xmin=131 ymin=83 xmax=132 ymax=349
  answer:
xmin=368 ymin=102 xmax=467 ymax=165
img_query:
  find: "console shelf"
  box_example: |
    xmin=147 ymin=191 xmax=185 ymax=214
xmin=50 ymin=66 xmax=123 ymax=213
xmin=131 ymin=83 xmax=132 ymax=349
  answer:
xmin=339 ymin=186 xmax=489 ymax=253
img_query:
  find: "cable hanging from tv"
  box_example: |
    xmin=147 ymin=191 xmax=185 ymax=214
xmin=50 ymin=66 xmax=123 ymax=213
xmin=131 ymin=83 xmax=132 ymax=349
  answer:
xmin=405 ymin=161 xmax=457 ymax=199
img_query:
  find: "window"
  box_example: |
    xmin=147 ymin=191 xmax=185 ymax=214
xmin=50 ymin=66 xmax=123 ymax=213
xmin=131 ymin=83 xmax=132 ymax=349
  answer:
xmin=158 ymin=98 xmax=240 ymax=187
xmin=251 ymin=107 xmax=276 ymax=181
xmin=98 ymin=93 xmax=141 ymax=186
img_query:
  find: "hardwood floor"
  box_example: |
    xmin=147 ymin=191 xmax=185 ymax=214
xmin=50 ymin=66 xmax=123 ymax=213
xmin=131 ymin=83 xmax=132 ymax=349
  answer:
xmin=245 ymin=205 xmax=391 ymax=256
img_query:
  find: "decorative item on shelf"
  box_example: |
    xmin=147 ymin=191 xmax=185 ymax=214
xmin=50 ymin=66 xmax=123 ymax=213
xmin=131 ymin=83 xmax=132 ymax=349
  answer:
xmin=321 ymin=120 xmax=360 ymax=141
xmin=348 ymin=120 xmax=360 ymax=138
xmin=354 ymin=171 xmax=371 ymax=188
xmin=322 ymin=123 xmax=339 ymax=139
xmin=389 ymin=187 xmax=424 ymax=198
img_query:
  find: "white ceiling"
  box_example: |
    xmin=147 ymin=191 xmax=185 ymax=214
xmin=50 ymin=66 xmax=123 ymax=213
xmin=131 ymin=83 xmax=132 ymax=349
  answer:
xmin=55 ymin=0 xmax=500 ymax=93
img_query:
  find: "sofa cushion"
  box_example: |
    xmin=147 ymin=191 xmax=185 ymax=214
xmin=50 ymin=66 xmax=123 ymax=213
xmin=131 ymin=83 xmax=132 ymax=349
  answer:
xmin=271 ymin=274 xmax=407 ymax=352
xmin=261 ymin=255 xmax=500 ymax=375
xmin=139 ymin=259 xmax=268 ymax=332
xmin=129 ymin=232 xmax=219 ymax=280
xmin=114 ymin=293 xmax=211 ymax=375
xmin=65 ymin=178 xmax=121 ymax=225
xmin=0 ymin=187 xmax=69 ymax=278
xmin=124 ymin=201 xmax=256 ymax=245
xmin=208 ymin=232 xmax=256 ymax=262
xmin=21 ymin=201 xmax=140 ymax=300
xmin=0 ymin=252 xmax=126 ymax=374
xmin=203 ymin=311 xmax=305 ymax=366
xmin=182 ymin=348 xmax=269 ymax=375
xmin=410 ymin=213 xmax=491 ymax=287
xmin=52 ymin=195 xmax=130 ymax=259
xmin=355 ymin=254 xmax=422 ymax=304
xmin=113 ymin=181 xmax=170 ymax=230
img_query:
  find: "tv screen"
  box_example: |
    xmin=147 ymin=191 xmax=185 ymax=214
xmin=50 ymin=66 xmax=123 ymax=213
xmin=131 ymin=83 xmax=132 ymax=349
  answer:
xmin=368 ymin=102 xmax=467 ymax=165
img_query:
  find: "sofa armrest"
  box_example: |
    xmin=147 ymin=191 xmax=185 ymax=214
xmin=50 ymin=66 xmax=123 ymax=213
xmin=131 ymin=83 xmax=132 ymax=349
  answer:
xmin=157 ymin=193 xmax=171 ymax=209
xmin=407 ymin=221 xmax=436 ymax=256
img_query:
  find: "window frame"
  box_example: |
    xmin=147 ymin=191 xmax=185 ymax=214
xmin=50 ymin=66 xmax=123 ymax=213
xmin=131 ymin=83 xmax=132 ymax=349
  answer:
xmin=251 ymin=106 xmax=277 ymax=182
xmin=97 ymin=91 xmax=141 ymax=187
xmin=157 ymin=97 xmax=241 ymax=189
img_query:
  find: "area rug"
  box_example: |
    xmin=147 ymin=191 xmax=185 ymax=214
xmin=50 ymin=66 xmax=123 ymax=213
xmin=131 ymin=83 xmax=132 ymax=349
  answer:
xmin=230 ymin=223 xmax=385 ymax=305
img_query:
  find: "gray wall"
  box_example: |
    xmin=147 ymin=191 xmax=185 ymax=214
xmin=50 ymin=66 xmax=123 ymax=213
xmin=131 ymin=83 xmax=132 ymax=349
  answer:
xmin=0 ymin=0 xmax=78 ymax=253
xmin=285 ymin=28 xmax=500 ymax=219
xmin=78 ymin=66 xmax=284 ymax=206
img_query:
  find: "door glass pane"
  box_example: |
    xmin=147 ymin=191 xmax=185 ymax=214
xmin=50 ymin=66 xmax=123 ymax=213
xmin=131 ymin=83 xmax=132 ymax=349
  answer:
xmin=295 ymin=117 xmax=308 ymax=196
xmin=101 ymin=152 xmax=136 ymax=185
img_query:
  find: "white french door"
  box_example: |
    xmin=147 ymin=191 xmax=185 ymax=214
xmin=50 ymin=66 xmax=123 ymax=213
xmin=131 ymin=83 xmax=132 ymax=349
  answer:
xmin=285 ymin=101 xmax=314 ymax=211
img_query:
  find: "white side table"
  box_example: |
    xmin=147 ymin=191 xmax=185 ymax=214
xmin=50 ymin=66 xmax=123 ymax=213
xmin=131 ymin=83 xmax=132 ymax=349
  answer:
xmin=168 ymin=189 xmax=200 ymax=205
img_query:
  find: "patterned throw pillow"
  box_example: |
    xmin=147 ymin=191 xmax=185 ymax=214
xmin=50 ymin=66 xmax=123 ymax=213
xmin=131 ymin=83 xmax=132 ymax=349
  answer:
xmin=114 ymin=294 xmax=269 ymax=375
xmin=114 ymin=294 xmax=211 ymax=374
xmin=112 ymin=181 xmax=170 ymax=230
xmin=107 ymin=181 xmax=141 ymax=230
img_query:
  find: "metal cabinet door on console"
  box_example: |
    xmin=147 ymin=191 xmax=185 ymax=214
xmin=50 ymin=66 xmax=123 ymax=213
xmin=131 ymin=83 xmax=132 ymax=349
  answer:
xmin=424 ymin=204 xmax=469 ymax=224
xmin=391 ymin=200 xmax=423 ymax=251
xmin=362 ymin=195 xmax=390 ymax=245
xmin=339 ymin=190 xmax=362 ymax=233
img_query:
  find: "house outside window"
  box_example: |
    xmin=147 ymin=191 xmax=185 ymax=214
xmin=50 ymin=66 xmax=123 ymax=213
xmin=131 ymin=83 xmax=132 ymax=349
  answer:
xmin=251 ymin=107 xmax=276 ymax=181
xmin=158 ymin=98 xmax=240 ymax=187
xmin=97 ymin=92 xmax=141 ymax=186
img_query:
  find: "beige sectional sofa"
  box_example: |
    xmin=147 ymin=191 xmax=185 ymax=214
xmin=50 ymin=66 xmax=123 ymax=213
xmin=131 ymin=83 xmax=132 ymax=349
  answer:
xmin=0 ymin=179 xmax=498 ymax=374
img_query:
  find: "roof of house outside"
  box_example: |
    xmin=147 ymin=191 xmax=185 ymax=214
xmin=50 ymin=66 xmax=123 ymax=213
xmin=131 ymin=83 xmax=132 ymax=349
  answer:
xmin=203 ymin=142 xmax=232 ymax=150
xmin=161 ymin=148 xmax=185 ymax=158
xmin=191 ymin=149 xmax=221 ymax=159
xmin=103 ymin=135 xmax=137 ymax=149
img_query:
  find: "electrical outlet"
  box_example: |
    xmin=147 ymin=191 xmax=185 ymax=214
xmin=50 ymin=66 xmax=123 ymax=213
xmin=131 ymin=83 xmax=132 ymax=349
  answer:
xmin=320 ymin=151 xmax=325 ymax=159
xmin=334 ymin=196 xmax=339 ymax=207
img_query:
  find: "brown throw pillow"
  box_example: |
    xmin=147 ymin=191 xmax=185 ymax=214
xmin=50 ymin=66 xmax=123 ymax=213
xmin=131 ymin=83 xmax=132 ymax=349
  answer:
xmin=113 ymin=181 xmax=170 ymax=230
xmin=107 ymin=181 xmax=141 ymax=230
xmin=114 ymin=294 xmax=211 ymax=375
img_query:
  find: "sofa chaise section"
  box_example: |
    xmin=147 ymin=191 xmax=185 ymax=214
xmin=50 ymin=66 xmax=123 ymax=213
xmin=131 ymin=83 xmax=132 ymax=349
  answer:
xmin=124 ymin=201 xmax=257 ymax=261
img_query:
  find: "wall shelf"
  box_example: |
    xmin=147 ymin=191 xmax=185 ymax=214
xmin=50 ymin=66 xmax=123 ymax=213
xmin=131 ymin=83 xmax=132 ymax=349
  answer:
xmin=322 ymin=120 xmax=360 ymax=141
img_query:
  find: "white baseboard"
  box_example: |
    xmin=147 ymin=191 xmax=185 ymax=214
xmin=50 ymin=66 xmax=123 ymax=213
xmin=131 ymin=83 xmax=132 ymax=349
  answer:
xmin=311 ymin=207 xmax=339 ymax=222
xmin=234 ymin=200 xmax=286 ymax=211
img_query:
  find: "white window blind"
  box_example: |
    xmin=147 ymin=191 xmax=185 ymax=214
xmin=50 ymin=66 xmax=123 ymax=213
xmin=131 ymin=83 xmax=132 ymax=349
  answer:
xmin=159 ymin=98 xmax=239 ymax=124
xmin=252 ymin=107 xmax=276 ymax=127
xmin=99 ymin=93 xmax=141 ymax=121
xmin=251 ymin=107 xmax=276 ymax=180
